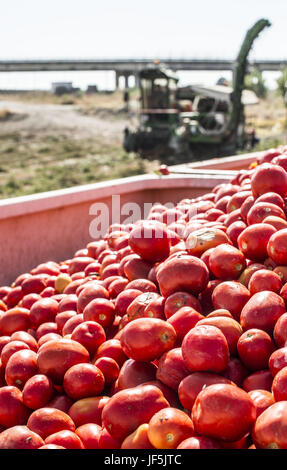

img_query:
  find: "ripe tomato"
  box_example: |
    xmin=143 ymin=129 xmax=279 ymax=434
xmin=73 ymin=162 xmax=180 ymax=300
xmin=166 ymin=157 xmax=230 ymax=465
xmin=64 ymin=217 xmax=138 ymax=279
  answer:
xmin=192 ymin=384 xmax=256 ymax=442
xmin=209 ymin=244 xmax=246 ymax=280
xmin=238 ymin=224 xmax=276 ymax=262
xmin=253 ymin=402 xmax=287 ymax=448
xmin=237 ymin=329 xmax=274 ymax=370
xmin=182 ymin=325 xmax=229 ymax=373
xmin=211 ymin=281 xmax=250 ymax=320
xmin=147 ymin=408 xmax=194 ymax=449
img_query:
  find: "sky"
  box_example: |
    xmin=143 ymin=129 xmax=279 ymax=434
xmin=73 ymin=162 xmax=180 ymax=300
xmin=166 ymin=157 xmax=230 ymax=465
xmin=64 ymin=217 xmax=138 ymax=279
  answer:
xmin=0 ymin=0 xmax=286 ymax=90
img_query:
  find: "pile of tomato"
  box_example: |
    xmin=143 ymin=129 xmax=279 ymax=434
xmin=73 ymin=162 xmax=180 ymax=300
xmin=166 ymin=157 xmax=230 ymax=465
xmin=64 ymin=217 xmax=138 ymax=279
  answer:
xmin=3 ymin=148 xmax=287 ymax=449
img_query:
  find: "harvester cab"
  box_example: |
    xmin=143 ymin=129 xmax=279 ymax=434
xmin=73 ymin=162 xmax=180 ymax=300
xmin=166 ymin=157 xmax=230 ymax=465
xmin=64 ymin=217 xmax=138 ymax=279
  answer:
xmin=123 ymin=18 xmax=270 ymax=164
xmin=123 ymin=66 xmax=181 ymax=157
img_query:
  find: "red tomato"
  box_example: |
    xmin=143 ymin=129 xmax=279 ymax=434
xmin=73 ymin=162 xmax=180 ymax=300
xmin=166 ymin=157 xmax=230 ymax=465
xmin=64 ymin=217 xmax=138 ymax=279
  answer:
xmin=209 ymin=244 xmax=246 ymax=280
xmin=83 ymin=298 xmax=115 ymax=328
xmin=71 ymin=321 xmax=106 ymax=355
xmin=29 ymin=298 xmax=58 ymax=328
xmin=147 ymin=408 xmax=194 ymax=449
xmin=211 ymin=281 xmax=250 ymax=320
xmin=0 ymin=426 xmax=44 ymax=449
xmin=156 ymin=254 xmax=209 ymax=298
xmin=128 ymin=221 xmax=170 ymax=263
xmin=182 ymin=325 xmax=229 ymax=373
xmin=248 ymin=269 xmax=282 ymax=294
xmin=251 ymin=163 xmax=287 ymax=198
xmin=196 ymin=316 xmax=243 ymax=356
xmin=68 ymin=396 xmax=109 ymax=427
xmin=5 ymin=349 xmax=38 ymax=389
xmin=121 ymin=423 xmax=154 ymax=449
xmin=167 ymin=307 xmax=204 ymax=342
xmin=267 ymin=229 xmax=287 ymax=265
xmin=95 ymin=339 xmax=127 ymax=367
xmin=272 ymin=366 xmax=287 ymax=401
xmin=238 ymin=224 xmax=276 ymax=262
xmin=120 ymin=318 xmax=176 ymax=362
xmin=44 ymin=430 xmax=84 ymax=449
xmin=117 ymin=359 xmax=156 ymax=390
xmin=23 ymin=374 xmax=54 ymax=410
xmin=27 ymin=407 xmax=75 ymax=439
xmin=269 ymin=347 xmax=287 ymax=376
xmin=253 ymin=402 xmax=287 ymax=448
xmin=75 ymin=423 xmax=101 ymax=449
xmin=0 ymin=386 xmax=29 ymax=428
xmin=222 ymin=357 xmax=249 ymax=387
xmin=192 ymin=384 xmax=256 ymax=441
xmin=237 ymin=329 xmax=274 ymax=370
xmin=37 ymin=338 xmax=90 ymax=384
xmin=156 ymin=348 xmax=190 ymax=390
xmin=185 ymin=228 xmax=230 ymax=257
xmin=178 ymin=436 xmax=222 ymax=449
xmin=178 ymin=372 xmax=232 ymax=410
xmin=248 ymin=390 xmax=275 ymax=418
xmin=102 ymin=385 xmax=169 ymax=441
xmin=247 ymin=202 xmax=286 ymax=225
xmin=243 ymin=370 xmax=273 ymax=392
xmin=164 ymin=291 xmax=202 ymax=318
xmin=63 ymin=363 xmax=105 ymax=400
xmin=240 ymin=290 xmax=286 ymax=334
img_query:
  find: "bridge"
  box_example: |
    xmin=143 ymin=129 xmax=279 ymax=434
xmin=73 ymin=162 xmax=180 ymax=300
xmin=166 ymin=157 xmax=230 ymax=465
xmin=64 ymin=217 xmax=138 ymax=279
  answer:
xmin=0 ymin=58 xmax=286 ymax=88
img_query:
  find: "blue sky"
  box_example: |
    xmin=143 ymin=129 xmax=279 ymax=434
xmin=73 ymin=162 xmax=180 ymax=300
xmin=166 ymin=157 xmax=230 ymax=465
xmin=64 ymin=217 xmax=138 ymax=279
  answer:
xmin=1 ymin=0 xmax=286 ymax=59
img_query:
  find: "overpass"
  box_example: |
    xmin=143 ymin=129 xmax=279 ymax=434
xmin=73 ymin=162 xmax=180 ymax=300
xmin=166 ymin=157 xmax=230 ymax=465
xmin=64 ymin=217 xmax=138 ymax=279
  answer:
xmin=0 ymin=58 xmax=286 ymax=88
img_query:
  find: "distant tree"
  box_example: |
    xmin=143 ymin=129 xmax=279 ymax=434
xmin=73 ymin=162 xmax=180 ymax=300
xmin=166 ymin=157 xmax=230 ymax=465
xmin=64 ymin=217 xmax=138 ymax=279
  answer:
xmin=277 ymin=68 xmax=287 ymax=106
xmin=244 ymin=67 xmax=267 ymax=98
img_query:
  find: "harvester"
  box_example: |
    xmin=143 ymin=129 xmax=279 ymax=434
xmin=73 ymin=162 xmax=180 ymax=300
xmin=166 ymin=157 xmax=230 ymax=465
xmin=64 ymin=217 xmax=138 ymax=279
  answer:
xmin=123 ymin=19 xmax=271 ymax=164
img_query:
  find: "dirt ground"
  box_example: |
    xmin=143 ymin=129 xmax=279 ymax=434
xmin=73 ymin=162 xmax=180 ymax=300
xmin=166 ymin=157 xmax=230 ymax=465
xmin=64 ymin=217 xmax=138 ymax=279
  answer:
xmin=0 ymin=90 xmax=286 ymax=199
xmin=0 ymin=92 xmax=156 ymax=199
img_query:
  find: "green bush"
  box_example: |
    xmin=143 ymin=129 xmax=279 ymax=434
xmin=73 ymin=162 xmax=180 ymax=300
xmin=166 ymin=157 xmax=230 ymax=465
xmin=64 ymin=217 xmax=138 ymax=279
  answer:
xmin=244 ymin=67 xmax=267 ymax=98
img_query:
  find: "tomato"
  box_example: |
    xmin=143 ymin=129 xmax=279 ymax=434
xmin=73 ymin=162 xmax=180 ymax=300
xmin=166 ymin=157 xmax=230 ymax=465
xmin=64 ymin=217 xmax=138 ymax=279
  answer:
xmin=37 ymin=338 xmax=90 ymax=384
xmin=55 ymin=311 xmax=76 ymax=333
xmin=5 ymin=350 xmax=38 ymax=389
xmin=94 ymin=357 xmax=119 ymax=386
xmin=237 ymin=329 xmax=274 ymax=370
xmin=120 ymin=318 xmax=176 ymax=362
xmin=156 ymin=348 xmax=190 ymax=390
xmin=148 ymin=408 xmax=194 ymax=449
xmin=121 ymin=423 xmax=154 ymax=449
xmin=68 ymin=396 xmax=109 ymax=427
xmin=1 ymin=341 xmax=30 ymax=367
xmin=126 ymin=279 xmax=158 ymax=293
xmin=95 ymin=339 xmax=127 ymax=367
xmin=164 ymin=291 xmax=202 ymax=318
xmin=75 ymin=423 xmax=101 ymax=449
xmin=22 ymin=275 xmax=47 ymax=295
xmin=240 ymin=291 xmax=285 ymax=334
xmin=44 ymin=430 xmax=84 ymax=449
xmin=123 ymin=257 xmax=152 ymax=281
xmin=226 ymin=221 xmax=247 ymax=246
xmin=267 ymin=229 xmax=287 ymax=265
xmin=71 ymin=321 xmax=106 ymax=356
xmin=222 ymin=357 xmax=249 ymax=387
xmin=114 ymin=289 xmax=142 ymax=317
xmin=156 ymin=254 xmax=209 ymax=298
xmin=36 ymin=322 xmax=58 ymax=339
xmin=0 ymin=426 xmax=44 ymax=449
xmin=27 ymin=408 xmax=75 ymax=439
xmin=208 ymin=244 xmax=246 ymax=280
xmin=128 ymin=221 xmax=170 ymax=263
xmin=63 ymin=364 xmax=105 ymax=400
xmin=248 ymin=390 xmax=275 ymax=418
xmin=126 ymin=292 xmax=159 ymax=322
xmin=196 ymin=316 xmax=243 ymax=356
xmin=182 ymin=325 xmax=229 ymax=373
xmin=102 ymin=385 xmax=169 ymax=442
xmin=58 ymin=294 xmax=78 ymax=312
xmin=77 ymin=283 xmax=109 ymax=313
xmin=167 ymin=307 xmax=204 ymax=342
xmin=269 ymin=347 xmax=287 ymax=376
xmin=192 ymin=384 xmax=256 ymax=442
xmin=238 ymin=223 xmax=276 ymax=262
xmin=46 ymin=395 xmax=74 ymax=414
xmin=185 ymin=228 xmax=230 ymax=257
xmin=82 ymin=298 xmax=115 ymax=328
xmin=29 ymin=298 xmax=58 ymax=328
xmin=62 ymin=314 xmax=84 ymax=336
xmin=211 ymin=281 xmax=250 ymax=320
xmin=178 ymin=436 xmax=222 ymax=449
xmin=243 ymin=370 xmax=273 ymax=392
xmin=251 ymin=163 xmax=287 ymax=198
xmin=247 ymin=202 xmax=286 ymax=225
xmin=117 ymin=359 xmax=156 ymax=390
xmin=248 ymin=269 xmax=282 ymax=294
xmin=253 ymin=402 xmax=287 ymax=448
xmin=143 ymin=296 xmax=165 ymax=320
xmin=22 ymin=374 xmax=54 ymax=410
xmin=0 ymin=307 xmax=30 ymax=335
xmin=178 ymin=372 xmax=232 ymax=410
xmin=238 ymin=263 xmax=266 ymax=287
xmin=0 ymin=386 xmax=29 ymax=428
